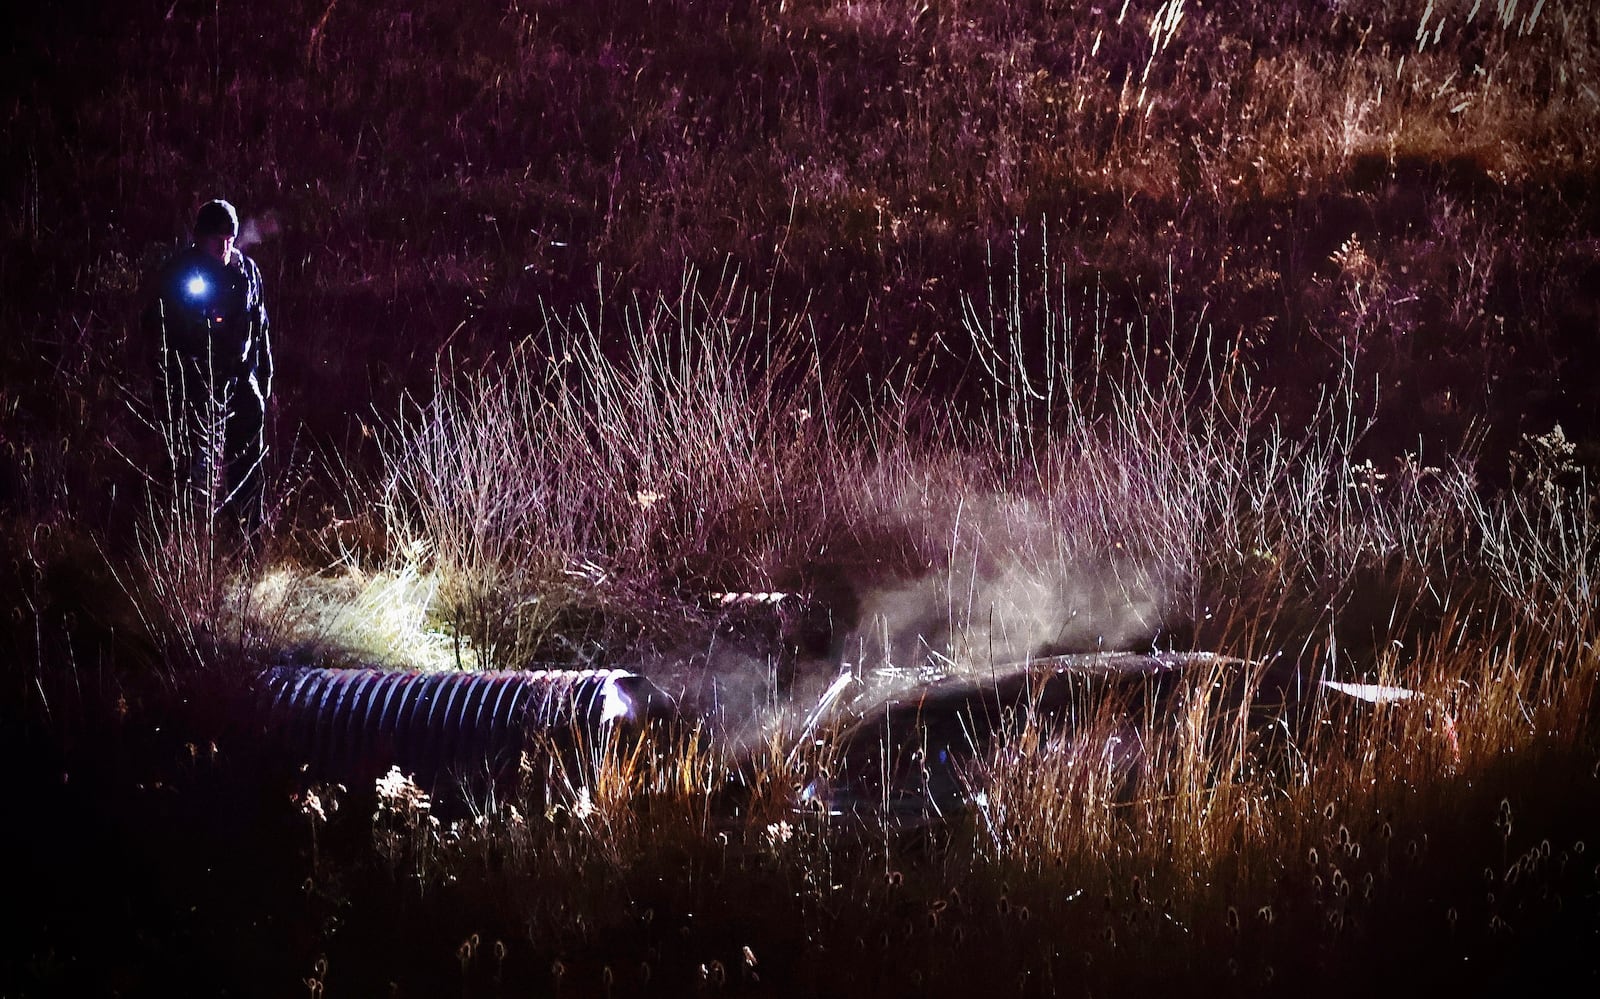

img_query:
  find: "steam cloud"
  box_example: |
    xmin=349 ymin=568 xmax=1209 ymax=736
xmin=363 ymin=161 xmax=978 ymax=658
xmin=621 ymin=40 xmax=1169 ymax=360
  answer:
xmin=644 ymin=487 xmax=1181 ymax=751
xmin=843 ymin=488 xmax=1173 ymax=675
xmin=236 ymin=211 xmax=281 ymax=252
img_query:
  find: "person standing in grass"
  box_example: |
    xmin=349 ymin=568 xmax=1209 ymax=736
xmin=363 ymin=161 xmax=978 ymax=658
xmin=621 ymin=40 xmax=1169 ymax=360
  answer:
xmin=143 ymin=198 xmax=273 ymax=538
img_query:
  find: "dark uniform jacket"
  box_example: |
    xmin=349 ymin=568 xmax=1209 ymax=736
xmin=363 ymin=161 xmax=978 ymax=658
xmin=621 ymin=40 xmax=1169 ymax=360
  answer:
xmin=144 ymin=244 xmax=272 ymax=398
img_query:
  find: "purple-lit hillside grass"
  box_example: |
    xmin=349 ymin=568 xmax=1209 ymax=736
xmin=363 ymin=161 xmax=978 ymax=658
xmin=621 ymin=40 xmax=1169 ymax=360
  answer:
xmin=8 ymin=1 xmax=1600 ymax=992
xmin=943 ymin=249 xmax=1599 ymax=935
xmin=330 ymin=248 xmax=1599 ymax=987
xmin=21 ymin=1 xmax=1592 ymax=449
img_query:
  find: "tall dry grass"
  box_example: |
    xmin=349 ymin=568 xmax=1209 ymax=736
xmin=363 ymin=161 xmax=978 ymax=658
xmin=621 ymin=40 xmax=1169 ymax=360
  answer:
xmin=934 ymin=241 xmax=1595 ymax=911
xmin=330 ymin=248 xmax=1597 ymax=968
xmin=370 ymin=268 xmax=840 ymax=668
xmin=6 ymin=2 xmax=1599 ymax=991
xmin=105 ymin=385 xmax=284 ymax=684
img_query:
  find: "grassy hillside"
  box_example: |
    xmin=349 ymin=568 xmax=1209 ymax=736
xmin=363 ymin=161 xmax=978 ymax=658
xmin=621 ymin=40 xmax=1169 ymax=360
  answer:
xmin=3 ymin=1 xmax=1599 ymax=996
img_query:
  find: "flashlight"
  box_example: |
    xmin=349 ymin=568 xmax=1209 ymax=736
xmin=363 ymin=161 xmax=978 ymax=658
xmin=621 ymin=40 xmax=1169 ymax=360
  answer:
xmin=180 ymin=270 xmax=225 ymax=326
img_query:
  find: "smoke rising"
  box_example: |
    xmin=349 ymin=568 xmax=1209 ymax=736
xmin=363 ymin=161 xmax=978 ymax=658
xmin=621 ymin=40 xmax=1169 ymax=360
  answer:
xmin=634 ymin=485 xmax=1184 ymax=756
xmin=841 ymin=488 xmax=1177 ymax=678
xmin=849 ymin=558 xmax=1167 ymax=673
xmin=236 ymin=210 xmax=281 ymax=252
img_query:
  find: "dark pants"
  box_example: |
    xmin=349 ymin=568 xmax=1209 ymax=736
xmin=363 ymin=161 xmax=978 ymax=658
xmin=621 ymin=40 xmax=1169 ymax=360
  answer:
xmin=161 ymin=353 xmax=267 ymax=536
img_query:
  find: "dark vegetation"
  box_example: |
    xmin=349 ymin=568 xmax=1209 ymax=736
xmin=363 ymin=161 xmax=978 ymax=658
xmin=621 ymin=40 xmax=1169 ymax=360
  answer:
xmin=3 ymin=0 xmax=1599 ymax=995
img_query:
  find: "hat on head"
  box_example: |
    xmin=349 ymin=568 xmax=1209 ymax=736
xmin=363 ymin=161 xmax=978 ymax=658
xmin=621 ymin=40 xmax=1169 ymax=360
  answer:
xmin=194 ymin=199 xmax=239 ymax=238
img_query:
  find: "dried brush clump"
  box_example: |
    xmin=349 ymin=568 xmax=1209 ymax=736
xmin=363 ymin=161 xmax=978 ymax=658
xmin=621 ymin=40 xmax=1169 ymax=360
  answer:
xmin=370 ymin=270 xmax=839 ymax=668
xmin=105 ymin=399 xmax=286 ymax=684
xmin=269 ymin=248 xmax=1594 ymax=995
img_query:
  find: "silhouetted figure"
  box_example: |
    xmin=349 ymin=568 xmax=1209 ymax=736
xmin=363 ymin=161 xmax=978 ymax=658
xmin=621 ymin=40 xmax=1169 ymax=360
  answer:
xmin=143 ymin=199 xmax=273 ymax=537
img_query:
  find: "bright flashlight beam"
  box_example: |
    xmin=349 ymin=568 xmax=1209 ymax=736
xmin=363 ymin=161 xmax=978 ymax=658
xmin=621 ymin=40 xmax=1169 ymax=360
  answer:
xmin=185 ymin=274 xmax=209 ymax=297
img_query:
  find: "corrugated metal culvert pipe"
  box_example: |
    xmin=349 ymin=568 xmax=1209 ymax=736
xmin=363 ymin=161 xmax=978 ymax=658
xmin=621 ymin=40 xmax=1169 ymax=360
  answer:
xmin=258 ymin=667 xmax=675 ymax=799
